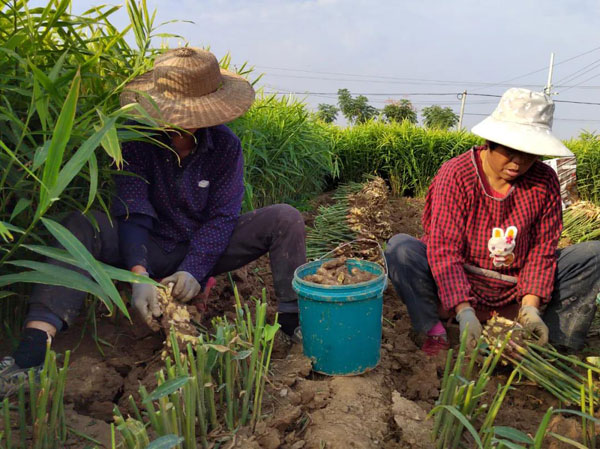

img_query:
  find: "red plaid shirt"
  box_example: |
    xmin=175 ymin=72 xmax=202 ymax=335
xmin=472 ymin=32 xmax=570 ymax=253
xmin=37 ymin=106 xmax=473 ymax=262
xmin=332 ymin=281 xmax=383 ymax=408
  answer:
xmin=422 ymin=146 xmax=562 ymax=311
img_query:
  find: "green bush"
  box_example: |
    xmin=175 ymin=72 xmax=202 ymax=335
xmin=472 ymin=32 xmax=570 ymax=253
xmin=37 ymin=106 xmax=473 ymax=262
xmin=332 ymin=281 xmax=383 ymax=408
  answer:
xmin=565 ymin=131 xmax=600 ymax=204
xmin=230 ymin=95 xmax=339 ymax=211
xmin=331 ymin=120 xmax=481 ymax=196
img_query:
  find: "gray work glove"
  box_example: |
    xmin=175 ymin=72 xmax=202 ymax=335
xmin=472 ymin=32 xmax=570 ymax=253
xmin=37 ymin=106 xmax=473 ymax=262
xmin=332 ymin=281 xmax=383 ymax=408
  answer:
xmin=162 ymin=271 xmax=201 ymax=303
xmin=456 ymin=306 xmax=483 ymax=350
xmin=131 ymin=272 xmax=161 ymax=324
xmin=517 ymin=305 xmax=549 ymax=345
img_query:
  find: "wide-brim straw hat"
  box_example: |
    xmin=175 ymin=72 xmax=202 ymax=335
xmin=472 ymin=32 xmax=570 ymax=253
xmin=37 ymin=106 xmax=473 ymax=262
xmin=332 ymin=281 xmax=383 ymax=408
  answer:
xmin=120 ymin=47 xmax=255 ymax=129
xmin=471 ymin=88 xmax=573 ymax=157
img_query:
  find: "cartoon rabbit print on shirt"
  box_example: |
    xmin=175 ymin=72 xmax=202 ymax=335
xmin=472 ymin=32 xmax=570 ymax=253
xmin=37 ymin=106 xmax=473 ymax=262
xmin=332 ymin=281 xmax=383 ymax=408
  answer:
xmin=488 ymin=226 xmax=518 ymax=268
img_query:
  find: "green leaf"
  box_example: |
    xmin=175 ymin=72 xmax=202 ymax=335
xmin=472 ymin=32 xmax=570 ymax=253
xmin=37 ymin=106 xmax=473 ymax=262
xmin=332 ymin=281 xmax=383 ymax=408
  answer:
xmin=40 ymin=218 xmax=128 ymax=319
xmin=428 ymin=405 xmax=483 ymax=449
xmin=263 ymin=322 xmax=281 ymax=342
xmin=143 ymin=377 xmax=191 ymax=403
xmin=97 ymin=111 xmax=123 ymax=168
xmin=10 ymin=198 xmax=32 ymax=222
xmin=0 ymin=271 xmax=112 ymax=314
xmin=145 ymin=435 xmax=184 ymax=449
xmin=33 ymin=142 xmax=51 ymax=171
xmin=22 ymin=245 xmax=162 ymax=286
xmin=490 ymin=438 xmax=527 ymax=449
xmin=0 ymin=291 xmax=16 ymax=299
xmin=0 ymin=222 xmax=14 ymax=243
xmin=37 ymin=70 xmax=81 ymax=216
xmin=6 ymin=260 xmax=111 ymax=307
xmin=548 ymin=432 xmax=589 ymax=449
xmin=493 ymin=426 xmax=533 ymax=444
xmin=553 ymin=409 xmax=600 ymax=422
xmin=533 ymin=407 xmax=554 ymax=449
xmin=49 ymin=115 xmax=118 ymax=203
xmin=84 ymin=153 xmax=98 ymax=213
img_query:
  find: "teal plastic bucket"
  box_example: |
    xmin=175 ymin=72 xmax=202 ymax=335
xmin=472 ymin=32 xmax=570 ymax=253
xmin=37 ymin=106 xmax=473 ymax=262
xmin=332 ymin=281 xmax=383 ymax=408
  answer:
xmin=292 ymin=259 xmax=387 ymax=376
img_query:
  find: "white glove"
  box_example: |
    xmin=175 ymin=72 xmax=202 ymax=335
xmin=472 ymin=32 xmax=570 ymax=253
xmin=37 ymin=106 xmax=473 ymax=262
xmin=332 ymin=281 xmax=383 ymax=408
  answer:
xmin=131 ymin=272 xmax=161 ymax=323
xmin=456 ymin=306 xmax=483 ymax=350
xmin=161 ymin=271 xmax=201 ymax=302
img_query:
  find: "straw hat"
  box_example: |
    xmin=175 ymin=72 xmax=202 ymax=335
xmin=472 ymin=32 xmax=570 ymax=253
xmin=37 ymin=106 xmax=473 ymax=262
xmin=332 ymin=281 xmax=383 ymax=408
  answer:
xmin=120 ymin=47 xmax=255 ymax=128
xmin=471 ymin=88 xmax=573 ymax=157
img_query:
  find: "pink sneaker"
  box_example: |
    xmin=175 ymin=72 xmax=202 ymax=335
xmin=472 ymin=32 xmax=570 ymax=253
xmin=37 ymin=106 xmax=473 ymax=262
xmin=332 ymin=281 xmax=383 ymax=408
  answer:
xmin=421 ymin=335 xmax=450 ymax=356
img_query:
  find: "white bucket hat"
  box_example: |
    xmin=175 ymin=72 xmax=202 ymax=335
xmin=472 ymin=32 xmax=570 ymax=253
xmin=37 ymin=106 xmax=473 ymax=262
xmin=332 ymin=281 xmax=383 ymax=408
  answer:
xmin=471 ymin=88 xmax=573 ymax=157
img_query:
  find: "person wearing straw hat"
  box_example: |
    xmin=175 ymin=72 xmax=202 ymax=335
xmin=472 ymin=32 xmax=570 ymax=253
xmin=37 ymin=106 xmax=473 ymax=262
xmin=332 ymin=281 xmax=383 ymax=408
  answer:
xmin=0 ymin=48 xmax=305 ymax=395
xmin=385 ymin=87 xmax=600 ymax=356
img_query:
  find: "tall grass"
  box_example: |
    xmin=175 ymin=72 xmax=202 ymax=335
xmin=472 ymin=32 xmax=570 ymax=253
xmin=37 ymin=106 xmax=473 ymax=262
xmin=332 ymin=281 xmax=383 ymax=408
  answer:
xmin=330 ymin=120 xmax=481 ymax=196
xmin=229 ymin=95 xmax=339 ymax=211
xmin=0 ymin=0 xmax=179 ymax=331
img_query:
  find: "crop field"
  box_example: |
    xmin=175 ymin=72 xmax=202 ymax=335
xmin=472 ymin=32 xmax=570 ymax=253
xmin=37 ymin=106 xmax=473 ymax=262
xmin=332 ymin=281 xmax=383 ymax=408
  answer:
xmin=1 ymin=1 xmax=600 ymax=448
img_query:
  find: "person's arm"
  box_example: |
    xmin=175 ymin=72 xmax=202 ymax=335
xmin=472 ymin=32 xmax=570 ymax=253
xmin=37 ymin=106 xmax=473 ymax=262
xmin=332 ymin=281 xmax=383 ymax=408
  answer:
xmin=425 ymin=163 xmax=473 ymax=311
xmin=176 ymin=139 xmax=244 ymax=284
xmin=517 ymin=171 xmax=562 ymax=305
xmin=118 ymin=213 xmax=153 ymax=272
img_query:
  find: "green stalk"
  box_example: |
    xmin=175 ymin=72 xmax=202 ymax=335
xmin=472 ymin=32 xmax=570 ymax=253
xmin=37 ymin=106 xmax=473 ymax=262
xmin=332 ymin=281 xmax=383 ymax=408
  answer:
xmin=2 ymin=398 xmax=11 ymax=449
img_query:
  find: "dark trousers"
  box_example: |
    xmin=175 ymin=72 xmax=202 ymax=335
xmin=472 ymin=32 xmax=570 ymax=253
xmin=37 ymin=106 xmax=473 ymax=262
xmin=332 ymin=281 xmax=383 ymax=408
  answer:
xmin=27 ymin=204 xmax=306 ymax=328
xmin=384 ymin=234 xmax=600 ymax=350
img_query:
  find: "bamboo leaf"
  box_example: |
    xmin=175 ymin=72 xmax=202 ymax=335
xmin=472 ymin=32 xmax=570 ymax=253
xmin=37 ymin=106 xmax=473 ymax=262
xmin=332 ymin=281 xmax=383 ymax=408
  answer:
xmin=144 ymin=435 xmax=184 ymax=449
xmin=50 ymin=114 xmax=118 ymax=200
xmin=0 ymin=291 xmax=16 ymax=299
xmin=490 ymin=439 xmax=527 ymax=449
xmin=40 ymin=218 xmax=128 ymax=318
xmin=143 ymin=377 xmax=191 ymax=403
xmin=6 ymin=260 xmax=110 ymax=302
xmin=84 ymin=153 xmax=98 ymax=213
xmin=37 ymin=70 xmax=81 ymax=216
xmin=10 ymin=198 xmax=32 ymax=222
xmin=0 ymin=222 xmax=14 ymax=243
xmin=0 ymin=271 xmax=112 ymax=314
xmin=96 ymin=111 xmax=123 ymax=168
xmin=23 ymin=245 xmax=162 ymax=287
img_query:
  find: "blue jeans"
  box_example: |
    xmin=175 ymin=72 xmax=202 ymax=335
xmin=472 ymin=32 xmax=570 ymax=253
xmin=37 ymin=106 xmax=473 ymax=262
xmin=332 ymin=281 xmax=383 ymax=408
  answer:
xmin=384 ymin=234 xmax=600 ymax=350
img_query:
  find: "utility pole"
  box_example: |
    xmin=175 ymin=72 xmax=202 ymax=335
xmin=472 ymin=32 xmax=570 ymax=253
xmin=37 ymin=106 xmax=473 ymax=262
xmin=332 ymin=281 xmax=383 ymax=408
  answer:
xmin=457 ymin=90 xmax=467 ymax=130
xmin=544 ymin=52 xmax=555 ymax=95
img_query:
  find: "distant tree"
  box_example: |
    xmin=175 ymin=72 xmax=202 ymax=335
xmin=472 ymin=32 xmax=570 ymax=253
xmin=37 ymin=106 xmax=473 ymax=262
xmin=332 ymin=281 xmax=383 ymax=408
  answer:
xmin=316 ymin=103 xmax=339 ymax=123
xmin=382 ymin=99 xmax=417 ymax=124
xmin=421 ymin=105 xmax=459 ymax=130
xmin=337 ymin=88 xmax=378 ymax=124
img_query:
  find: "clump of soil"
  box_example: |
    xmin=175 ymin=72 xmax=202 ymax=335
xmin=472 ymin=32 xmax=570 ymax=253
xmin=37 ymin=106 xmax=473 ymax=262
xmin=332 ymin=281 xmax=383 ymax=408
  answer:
xmin=303 ymin=257 xmax=378 ymax=285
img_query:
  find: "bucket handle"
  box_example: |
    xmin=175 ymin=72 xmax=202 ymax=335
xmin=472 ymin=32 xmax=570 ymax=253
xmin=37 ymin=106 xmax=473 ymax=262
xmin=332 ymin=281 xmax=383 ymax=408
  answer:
xmin=317 ymin=238 xmax=388 ymax=276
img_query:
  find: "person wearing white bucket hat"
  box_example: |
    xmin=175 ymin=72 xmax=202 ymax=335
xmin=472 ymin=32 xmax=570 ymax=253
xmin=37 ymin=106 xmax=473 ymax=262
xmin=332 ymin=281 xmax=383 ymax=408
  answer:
xmin=0 ymin=48 xmax=306 ymax=395
xmin=385 ymin=88 xmax=600 ymax=356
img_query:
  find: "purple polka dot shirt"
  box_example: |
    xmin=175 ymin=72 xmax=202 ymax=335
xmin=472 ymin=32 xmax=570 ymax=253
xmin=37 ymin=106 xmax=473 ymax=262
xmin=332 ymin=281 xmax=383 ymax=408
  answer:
xmin=112 ymin=125 xmax=244 ymax=283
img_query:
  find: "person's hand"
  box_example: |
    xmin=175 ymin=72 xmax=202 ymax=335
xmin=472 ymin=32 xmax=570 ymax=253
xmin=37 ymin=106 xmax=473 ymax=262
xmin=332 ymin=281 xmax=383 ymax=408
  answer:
xmin=456 ymin=306 xmax=483 ymax=350
xmin=131 ymin=272 xmax=161 ymax=324
xmin=162 ymin=271 xmax=201 ymax=302
xmin=517 ymin=305 xmax=549 ymax=345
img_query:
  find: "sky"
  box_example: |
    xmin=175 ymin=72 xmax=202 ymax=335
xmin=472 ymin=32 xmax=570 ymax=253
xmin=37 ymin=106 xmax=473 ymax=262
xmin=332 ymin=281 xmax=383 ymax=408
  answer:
xmin=41 ymin=0 xmax=600 ymax=138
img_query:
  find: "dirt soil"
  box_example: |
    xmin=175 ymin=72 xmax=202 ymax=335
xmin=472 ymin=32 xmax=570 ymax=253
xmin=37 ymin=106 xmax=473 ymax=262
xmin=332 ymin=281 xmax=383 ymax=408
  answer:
xmin=5 ymin=194 xmax=600 ymax=448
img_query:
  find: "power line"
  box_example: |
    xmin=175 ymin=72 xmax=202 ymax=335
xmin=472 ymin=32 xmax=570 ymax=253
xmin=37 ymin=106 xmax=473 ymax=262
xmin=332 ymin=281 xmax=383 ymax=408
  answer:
xmin=261 ymin=90 xmax=600 ymax=106
xmin=463 ymin=112 xmax=600 ymax=122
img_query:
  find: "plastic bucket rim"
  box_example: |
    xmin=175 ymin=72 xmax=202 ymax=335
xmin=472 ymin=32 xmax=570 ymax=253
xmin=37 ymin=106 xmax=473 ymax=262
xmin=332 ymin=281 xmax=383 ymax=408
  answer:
xmin=293 ymin=258 xmax=386 ymax=290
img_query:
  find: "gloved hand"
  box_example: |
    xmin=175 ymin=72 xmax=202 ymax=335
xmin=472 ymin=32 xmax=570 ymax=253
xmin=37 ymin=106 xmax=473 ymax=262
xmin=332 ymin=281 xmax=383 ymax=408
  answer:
xmin=456 ymin=306 xmax=483 ymax=350
xmin=162 ymin=271 xmax=201 ymax=303
xmin=131 ymin=272 xmax=161 ymax=324
xmin=517 ymin=305 xmax=549 ymax=345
